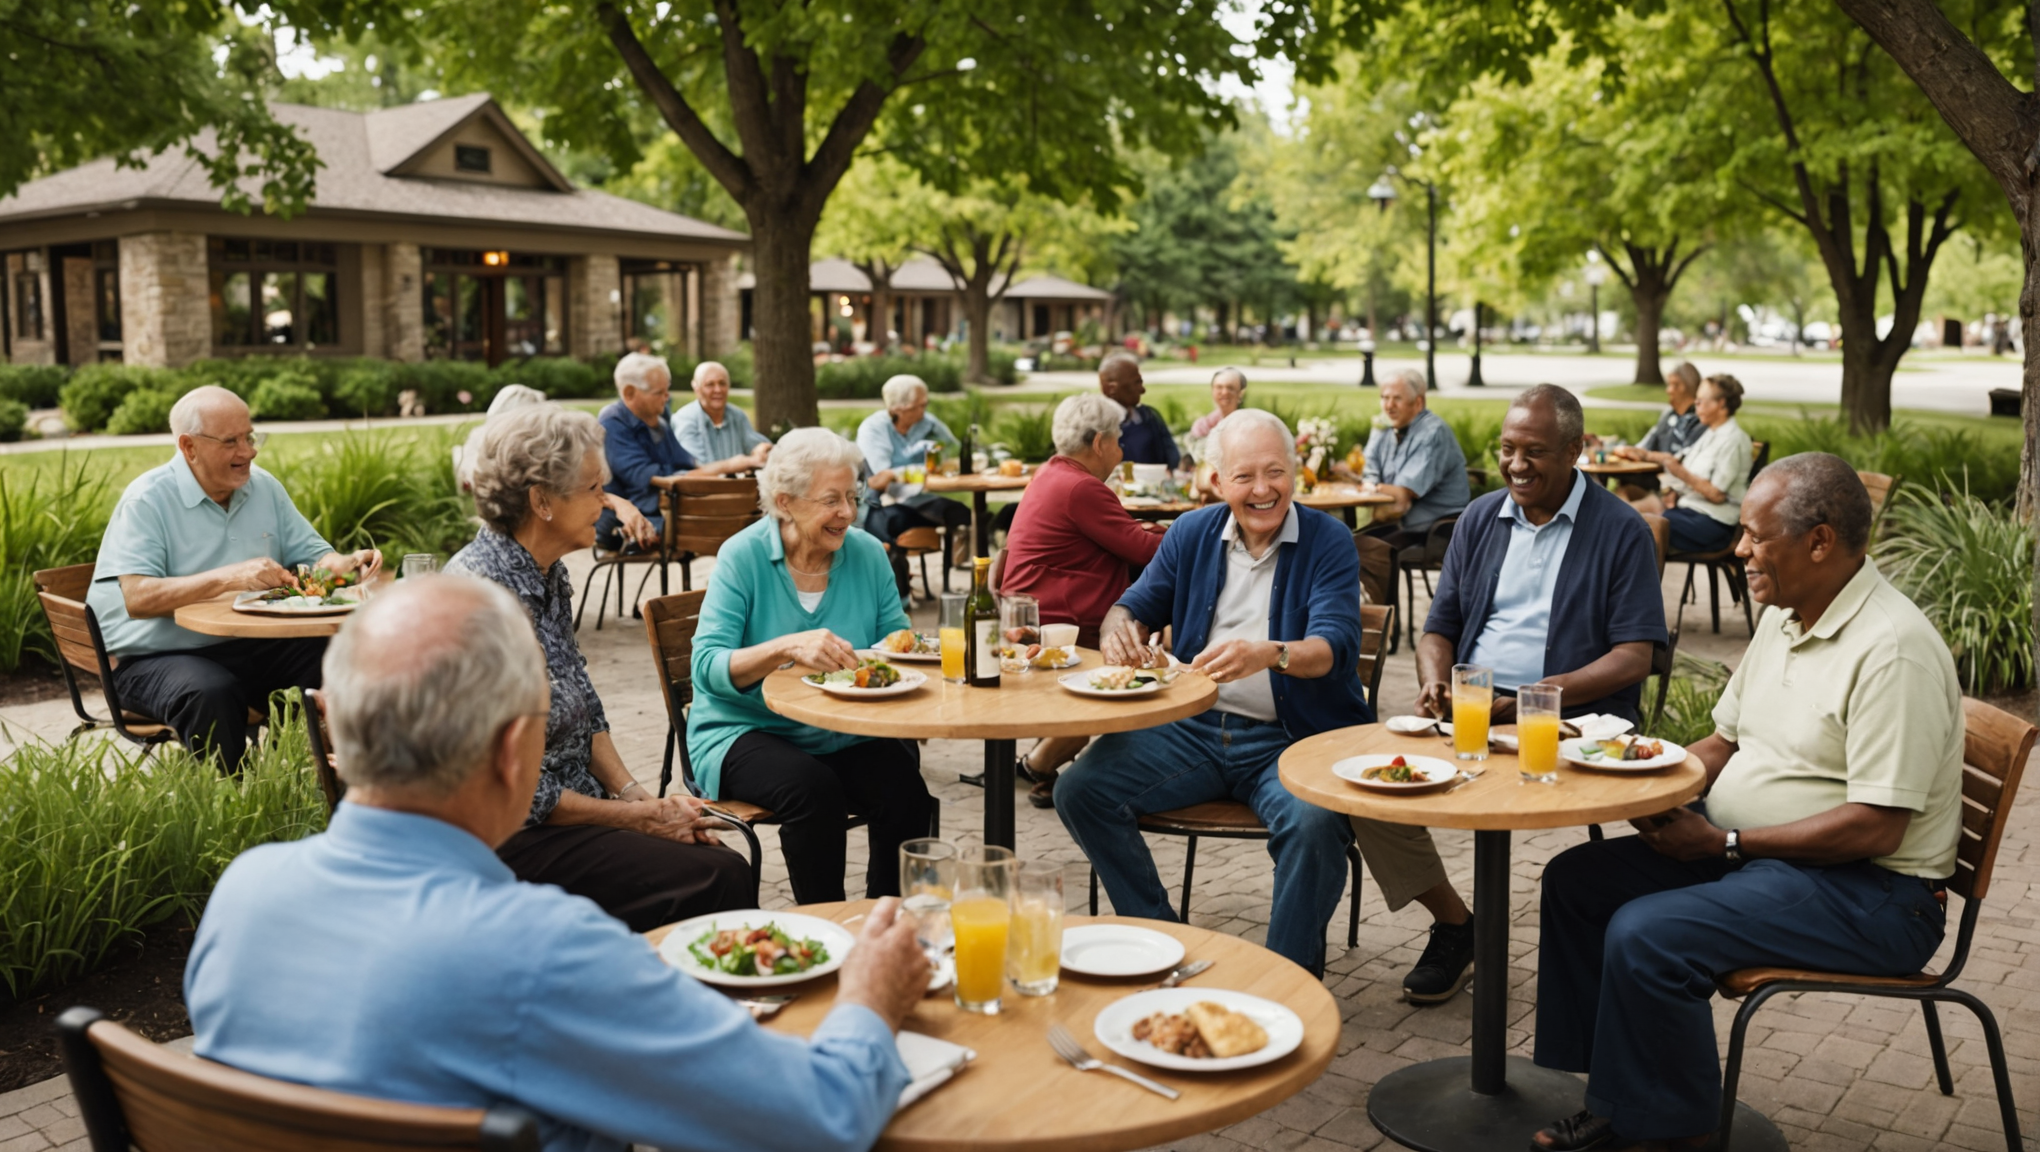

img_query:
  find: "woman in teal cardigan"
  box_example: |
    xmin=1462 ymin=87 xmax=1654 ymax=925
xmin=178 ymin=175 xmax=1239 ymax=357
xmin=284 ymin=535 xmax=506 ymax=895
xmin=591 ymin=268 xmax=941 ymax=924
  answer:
xmin=687 ymin=428 xmax=935 ymax=903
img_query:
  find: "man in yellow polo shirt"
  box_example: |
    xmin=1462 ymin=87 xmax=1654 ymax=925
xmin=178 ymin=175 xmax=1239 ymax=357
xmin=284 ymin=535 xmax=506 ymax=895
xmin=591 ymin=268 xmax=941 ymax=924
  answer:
xmin=1526 ymin=452 xmax=1962 ymax=1152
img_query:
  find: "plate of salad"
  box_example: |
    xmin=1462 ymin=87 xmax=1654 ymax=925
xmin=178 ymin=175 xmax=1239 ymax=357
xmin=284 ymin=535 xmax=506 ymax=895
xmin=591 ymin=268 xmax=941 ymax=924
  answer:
xmin=657 ymin=910 xmax=856 ymax=987
xmin=803 ymin=658 xmax=926 ymax=698
xmin=1058 ymin=665 xmax=1175 ymax=698
xmin=232 ymin=565 xmax=367 ymax=616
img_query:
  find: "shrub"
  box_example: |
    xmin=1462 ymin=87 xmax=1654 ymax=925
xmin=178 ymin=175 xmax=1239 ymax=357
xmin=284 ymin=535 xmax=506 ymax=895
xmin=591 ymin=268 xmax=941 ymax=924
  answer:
xmin=104 ymin=388 xmax=181 ymax=435
xmin=0 ymin=699 xmax=326 ymax=994
xmin=993 ymin=404 xmax=1057 ymax=462
xmin=60 ymin=364 xmax=178 ymax=432
xmin=1873 ymin=483 xmax=2034 ymax=695
xmin=249 ymin=368 xmax=329 ymax=421
xmin=267 ymin=431 xmax=473 ymax=557
xmin=0 ymin=456 xmax=114 ymax=672
xmin=0 ymin=398 xmax=26 ymax=442
xmin=816 ymin=354 xmax=965 ymax=399
xmin=332 ymin=360 xmax=402 ymax=416
xmin=496 ymin=357 xmax=601 ymax=402
xmin=0 ymin=364 xmax=69 ymax=409
xmin=1653 ymin=653 xmax=1731 ymax=745
xmin=926 ymin=389 xmax=997 ymax=438
xmin=393 ymin=360 xmax=492 ymax=414
xmin=1753 ymin=411 xmax=2020 ymax=505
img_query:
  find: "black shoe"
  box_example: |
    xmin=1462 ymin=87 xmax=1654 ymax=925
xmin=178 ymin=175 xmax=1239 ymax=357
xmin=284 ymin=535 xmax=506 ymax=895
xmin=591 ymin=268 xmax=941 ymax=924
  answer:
xmin=1027 ymin=772 xmax=1057 ymax=809
xmin=1403 ymin=919 xmax=1475 ymax=1004
xmin=1531 ymin=1109 xmax=1629 ymax=1152
xmin=1015 ymin=757 xmax=1039 ymax=784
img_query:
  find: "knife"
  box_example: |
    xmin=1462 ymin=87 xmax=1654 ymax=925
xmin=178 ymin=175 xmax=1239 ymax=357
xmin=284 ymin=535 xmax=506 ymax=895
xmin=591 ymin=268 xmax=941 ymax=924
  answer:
xmin=1149 ymin=959 xmax=1214 ymax=990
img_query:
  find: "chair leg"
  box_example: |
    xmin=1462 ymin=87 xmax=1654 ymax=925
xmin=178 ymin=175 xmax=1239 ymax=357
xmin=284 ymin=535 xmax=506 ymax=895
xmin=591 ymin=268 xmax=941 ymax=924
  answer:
xmin=918 ymin=552 xmax=932 ymax=602
xmin=1940 ymin=989 xmax=2023 ymax=1150
xmin=1587 ymin=823 xmax=1604 ymax=841
xmin=1921 ymin=999 xmax=1954 ymax=1095
xmin=682 ymin=555 xmax=693 ymax=592
xmin=1178 ymin=835 xmax=1199 ymax=923
xmin=575 ymin=562 xmax=604 ymax=630
xmin=1736 ymin=565 xmax=1755 ymax=633
xmin=1674 ymin=565 xmax=1695 ymax=633
xmin=1717 ymin=986 xmax=1780 ymax=1147
xmin=660 ymin=727 xmax=675 ymax=799
xmin=631 ymin=564 xmax=658 ymax=616
xmin=1344 ymin=843 xmax=1363 ymax=949
xmin=1089 ymin=866 xmax=1100 ymax=915
xmin=928 ymin=799 xmax=940 ymax=838
xmin=1707 ymin=563 xmax=1722 ymax=634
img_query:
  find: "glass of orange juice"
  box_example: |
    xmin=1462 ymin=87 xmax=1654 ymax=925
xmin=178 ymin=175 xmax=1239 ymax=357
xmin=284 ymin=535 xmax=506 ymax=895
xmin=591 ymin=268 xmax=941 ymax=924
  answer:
xmin=939 ymin=593 xmax=969 ymax=683
xmin=1006 ymin=860 xmax=1064 ymax=996
xmin=952 ymin=846 xmax=1015 ymax=1014
xmin=1516 ymin=684 xmax=1563 ymax=785
xmin=1452 ymin=664 xmax=1492 ymax=761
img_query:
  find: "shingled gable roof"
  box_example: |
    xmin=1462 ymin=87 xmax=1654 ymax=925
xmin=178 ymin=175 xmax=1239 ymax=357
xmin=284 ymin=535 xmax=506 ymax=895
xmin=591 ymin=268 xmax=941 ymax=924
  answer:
xmin=0 ymin=95 xmax=748 ymax=246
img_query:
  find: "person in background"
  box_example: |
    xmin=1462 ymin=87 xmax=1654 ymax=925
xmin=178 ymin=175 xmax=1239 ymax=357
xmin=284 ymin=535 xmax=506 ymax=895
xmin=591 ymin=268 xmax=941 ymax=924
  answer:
xmin=186 ymin=575 xmax=928 ymax=1152
xmin=1359 ymin=369 xmax=1471 ymax=546
xmin=1099 ymin=350 xmax=1181 ymax=469
xmin=1608 ymin=360 xmax=1705 ymax=459
xmin=1530 ymin=457 xmax=1959 ymax=1152
xmin=674 ymin=360 xmax=773 ymax=475
xmin=594 ymin=352 xmax=716 ymax=552
xmin=1624 ymin=375 xmax=1754 ymax=554
xmin=1189 ymin=367 xmax=1247 ymax=439
xmin=1000 ymin=393 xmax=1168 ymax=809
xmin=87 ymin=386 xmax=379 ymax=773
xmin=689 ymin=429 xmax=937 ymax=904
xmin=856 ymin=374 xmax=973 ymax=605
xmin=450 ymin=404 xmax=753 ymax=932
xmin=459 ymin=386 xmax=657 ymax=551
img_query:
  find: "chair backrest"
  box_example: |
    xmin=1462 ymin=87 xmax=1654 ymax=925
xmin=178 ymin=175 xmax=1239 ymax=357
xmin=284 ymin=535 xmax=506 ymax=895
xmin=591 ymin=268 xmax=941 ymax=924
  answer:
xmin=1951 ymin=697 xmax=2037 ymax=903
xmin=57 ymin=1008 xmax=539 ymax=1152
xmin=303 ymin=689 xmax=345 ymax=814
xmin=989 ymin=547 xmax=1007 ymax=595
xmin=1748 ymin=440 xmax=1770 ymax=482
xmin=1638 ymin=513 xmax=1669 ymax=579
xmin=643 ymin=590 xmax=710 ymax=790
xmin=1351 ymin=532 xmax=1395 ymax=609
xmin=34 ymin=563 xmax=102 ymax=678
xmin=1357 ymin=603 xmax=1396 ymax=708
xmin=662 ymin=477 xmax=761 ymax=559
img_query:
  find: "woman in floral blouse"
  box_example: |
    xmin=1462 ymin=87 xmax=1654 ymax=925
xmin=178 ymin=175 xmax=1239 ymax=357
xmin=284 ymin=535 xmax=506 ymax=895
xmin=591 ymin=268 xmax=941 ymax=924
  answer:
xmin=448 ymin=403 xmax=752 ymax=931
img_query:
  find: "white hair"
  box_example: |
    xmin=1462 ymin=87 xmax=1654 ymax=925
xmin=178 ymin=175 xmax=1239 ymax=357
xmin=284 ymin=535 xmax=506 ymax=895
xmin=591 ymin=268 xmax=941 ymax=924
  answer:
xmin=1051 ymin=393 xmax=1126 ymax=457
xmin=692 ymin=361 xmax=731 ymax=387
xmin=1211 ymin=367 xmax=1247 ymax=390
xmin=1383 ymin=369 xmax=1428 ymax=398
xmin=169 ymin=385 xmax=246 ymax=437
xmin=470 ymin=404 xmax=608 ymax=537
xmin=1206 ymin=408 xmax=1297 ymax=477
xmin=486 ymin=384 xmax=548 ymax=416
xmin=758 ymin=428 xmax=865 ymax=522
xmin=881 ymin=374 xmax=930 ymax=412
xmin=322 ymin=575 xmax=548 ymax=798
xmin=614 ymin=352 xmax=670 ymax=397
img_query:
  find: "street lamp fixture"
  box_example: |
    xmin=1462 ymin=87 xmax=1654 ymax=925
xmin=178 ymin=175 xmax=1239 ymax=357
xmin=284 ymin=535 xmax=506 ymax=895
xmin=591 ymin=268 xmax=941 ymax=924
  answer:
xmin=1359 ymin=337 xmax=1378 ymax=388
xmin=1368 ymin=167 xmax=1443 ymax=390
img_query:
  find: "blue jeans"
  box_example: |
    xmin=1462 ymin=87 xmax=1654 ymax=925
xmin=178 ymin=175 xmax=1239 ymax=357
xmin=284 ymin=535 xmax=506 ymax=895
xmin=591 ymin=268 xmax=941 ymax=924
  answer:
xmin=1664 ymin=505 xmax=1736 ymax=553
xmin=1056 ymin=710 xmax=1354 ymax=976
xmin=1536 ymin=835 xmax=1946 ymax=1140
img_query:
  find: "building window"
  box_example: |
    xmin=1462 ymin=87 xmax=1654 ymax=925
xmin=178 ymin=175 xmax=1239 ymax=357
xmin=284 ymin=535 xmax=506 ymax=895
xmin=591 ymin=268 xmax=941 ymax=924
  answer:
xmin=13 ymin=271 xmax=42 ymax=342
xmin=95 ymin=268 xmax=121 ymax=343
xmin=421 ymin=249 xmax=565 ymax=362
xmin=208 ymin=238 xmax=340 ymax=350
xmin=455 ymin=145 xmax=492 ymax=173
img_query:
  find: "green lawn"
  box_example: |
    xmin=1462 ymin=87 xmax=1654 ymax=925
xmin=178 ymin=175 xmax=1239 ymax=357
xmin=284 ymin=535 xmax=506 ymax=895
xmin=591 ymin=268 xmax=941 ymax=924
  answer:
xmin=0 ymin=422 xmax=483 ymax=491
xmin=1582 ymin=385 xmax=2023 ymax=448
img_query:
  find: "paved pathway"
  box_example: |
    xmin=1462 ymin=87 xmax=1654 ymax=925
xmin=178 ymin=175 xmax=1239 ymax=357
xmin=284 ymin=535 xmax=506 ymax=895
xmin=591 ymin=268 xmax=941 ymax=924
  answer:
xmin=3 ymin=550 xmax=2034 ymax=1152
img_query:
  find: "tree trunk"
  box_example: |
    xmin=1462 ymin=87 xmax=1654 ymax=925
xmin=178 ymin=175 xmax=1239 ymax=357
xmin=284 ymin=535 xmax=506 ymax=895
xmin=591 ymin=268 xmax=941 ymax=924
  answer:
xmin=2020 ymin=211 xmax=2040 ymax=522
xmin=746 ymin=215 xmax=821 ymax=432
xmin=963 ymin=288 xmax=992 ymax=383
xmin=1214 ymin=301 xmax=1230 ymax=343
xmin=870 ymin=285 xmax=893 ymax=352
xmin=1630 ymin=279 xmax=1668 ymax=386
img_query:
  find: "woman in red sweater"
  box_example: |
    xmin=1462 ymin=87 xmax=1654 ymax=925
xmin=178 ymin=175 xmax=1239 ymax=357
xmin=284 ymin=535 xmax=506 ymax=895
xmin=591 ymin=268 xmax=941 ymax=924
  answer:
xmin=1002 ymin=393 xmax=1168 ymax=806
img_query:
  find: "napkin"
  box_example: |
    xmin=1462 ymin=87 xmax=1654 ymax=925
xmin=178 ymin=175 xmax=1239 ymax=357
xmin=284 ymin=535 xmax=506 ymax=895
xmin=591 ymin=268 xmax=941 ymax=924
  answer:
xmin=1570 ymin=713 xmax=1635 ymax=740
xmin=896 ymin=1031 xmax=975 ymax=1110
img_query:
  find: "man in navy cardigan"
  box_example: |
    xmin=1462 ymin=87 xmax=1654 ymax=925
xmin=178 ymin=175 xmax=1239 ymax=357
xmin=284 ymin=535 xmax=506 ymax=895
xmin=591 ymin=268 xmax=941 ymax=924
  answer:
xmin=1057 ymin=409 xmax=1368 ymax=976
xmin=1384 ymin=384 xmax=1667 ymax=1004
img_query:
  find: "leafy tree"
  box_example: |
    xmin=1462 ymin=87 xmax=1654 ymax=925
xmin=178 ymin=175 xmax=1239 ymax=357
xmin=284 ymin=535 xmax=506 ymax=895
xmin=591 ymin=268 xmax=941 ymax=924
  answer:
xmin=1116 ymin=131 xmax=1295 ymax=342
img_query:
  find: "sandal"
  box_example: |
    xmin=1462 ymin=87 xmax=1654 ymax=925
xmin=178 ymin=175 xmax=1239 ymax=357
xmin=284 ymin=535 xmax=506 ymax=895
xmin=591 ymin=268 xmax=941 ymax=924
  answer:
xmin=1531 ymin=1110 xmax=1627 ymax=1152
xmin=1027 ymin=771 xmax=1057 ymax=809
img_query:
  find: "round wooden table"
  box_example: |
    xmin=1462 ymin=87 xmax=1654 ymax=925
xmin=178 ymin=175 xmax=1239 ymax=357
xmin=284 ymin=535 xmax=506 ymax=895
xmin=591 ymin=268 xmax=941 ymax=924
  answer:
xmin=646 ymin=900 xmax=1339 ymax=1152
xmin=1298 ymin=484 xmax=1395 ymax=528
xmin=1579 ymin=458 xmax=1663 ymax=485
xmin=1279 ymin=724 xmax=1775 ymax=1152
xmin=172 ymin=594 xmax=355 ymax=639
xmin=924 ymin=471 xmax=1033 ymax=554
xmin=763 ymin=649 xmax=1215 ymax=849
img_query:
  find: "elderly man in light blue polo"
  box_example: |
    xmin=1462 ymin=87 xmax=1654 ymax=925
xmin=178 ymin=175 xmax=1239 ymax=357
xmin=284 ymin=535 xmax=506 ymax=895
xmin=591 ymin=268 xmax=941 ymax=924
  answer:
xmin=88 ymin=386 xmax=379 ymax=772
xmin=674 ymin=360 xmax=773 ymax=473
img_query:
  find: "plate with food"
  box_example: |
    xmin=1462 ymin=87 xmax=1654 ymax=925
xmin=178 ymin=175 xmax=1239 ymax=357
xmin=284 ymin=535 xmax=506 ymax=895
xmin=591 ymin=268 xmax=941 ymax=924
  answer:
xmin=1330 ymin=753 xmax=1459 ymax=791
xmin=803 ymin=659 xmax=926 ymax=698
xmin=1058 ymin=666 xmax=1173 ymax=698
xmin=1094 ymin=988 xmax=1305 ymax=1072
xmin=658 ymin=910 xmax=855 ymax=988
xmin=1060 ymin=924 xmax=1187 ymax=977
xmin=232 ymin=565 xmax=367 ymax=616
xmin=865 ymin=629 xmax=943 ymax=663
xmin=1562 ymin=734 xmax=1687 ymax=772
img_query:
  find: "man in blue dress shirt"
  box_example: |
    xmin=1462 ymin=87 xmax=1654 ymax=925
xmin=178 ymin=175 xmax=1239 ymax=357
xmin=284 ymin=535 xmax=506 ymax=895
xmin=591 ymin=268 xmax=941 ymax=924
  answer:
xmin=186 ymin=576 xmax=929 ymax=1152
xmin=1388 ymin=385 xmax=1666 ymax=1006
xmin=1098 ymin=351 xmax=1180 ymax=469
xmin=595 ymin=353 xmax=717 ymax=550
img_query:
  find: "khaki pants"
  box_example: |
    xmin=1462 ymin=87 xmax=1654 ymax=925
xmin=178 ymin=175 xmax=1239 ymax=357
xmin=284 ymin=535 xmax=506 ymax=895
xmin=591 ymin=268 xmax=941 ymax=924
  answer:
xmin=1350 ymin=817 xmax=1449 ymax=911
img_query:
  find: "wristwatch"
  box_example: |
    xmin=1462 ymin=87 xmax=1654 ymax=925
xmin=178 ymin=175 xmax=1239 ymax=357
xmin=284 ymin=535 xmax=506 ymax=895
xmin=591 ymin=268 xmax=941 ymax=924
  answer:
xmin=1275 ymin=642 xmax=1290 ymax=672
xmin=1724 ymin=829 xmax=1744 ymax=863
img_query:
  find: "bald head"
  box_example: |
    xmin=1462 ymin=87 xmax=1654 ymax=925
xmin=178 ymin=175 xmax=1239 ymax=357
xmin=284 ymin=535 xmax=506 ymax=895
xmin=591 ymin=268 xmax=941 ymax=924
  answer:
xmin=1099 ymin=351 xmax=1145 ymax=409
xmin=172 ymin=385 xmax=259 ymax=502
xmin=170 ymin=385 xmax=248 ymax=437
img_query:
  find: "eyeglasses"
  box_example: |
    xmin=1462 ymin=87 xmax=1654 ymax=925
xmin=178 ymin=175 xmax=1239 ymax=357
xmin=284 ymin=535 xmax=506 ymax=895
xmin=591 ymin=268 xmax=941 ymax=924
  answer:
xmin=190 ymin=431 xmax=268 ymax=452
xmin=790 ymin=488 xmax=865 ymax=512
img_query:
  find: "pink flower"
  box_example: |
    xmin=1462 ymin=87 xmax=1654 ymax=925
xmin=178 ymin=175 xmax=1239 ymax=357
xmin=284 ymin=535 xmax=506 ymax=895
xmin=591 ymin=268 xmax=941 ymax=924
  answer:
xmin=457 ymin=390 xmax=473 ymax=405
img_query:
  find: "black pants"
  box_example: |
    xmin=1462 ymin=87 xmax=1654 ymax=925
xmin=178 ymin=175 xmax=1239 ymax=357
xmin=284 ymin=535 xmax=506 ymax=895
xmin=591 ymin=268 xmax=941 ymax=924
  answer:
xmin=864 ymin=501 xmax=972 ymax=597
xmin=497 ymin=823 xmax=755 ymax=934
xmin=112 ymin=637 xmax=326 ymax=773
xmin=720 ymin=732 xmax=935 ymax=904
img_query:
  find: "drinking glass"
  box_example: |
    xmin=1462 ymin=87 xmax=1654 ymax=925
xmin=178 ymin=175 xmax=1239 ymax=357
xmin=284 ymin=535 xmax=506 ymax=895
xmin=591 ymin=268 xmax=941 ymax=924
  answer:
xmin=401 ymin=553 xmax=440 ymax=580
xmin=1006 ymin=860 xmax=1064 ymax=996
xmin=1516 ymin=684 xmax=1564 ymax=785
xmin=1452 ymin=664 xmax=1493 ymax=761
xmin=951 ymin=846 xmax=1015 ymax=1014
xmin=939 ymin=593 xmax=969 ymax=684
xmin=899 ymin=839 xmax=957 ymax=966
xmin=999 ymin=594 xmax=1040 ymax=675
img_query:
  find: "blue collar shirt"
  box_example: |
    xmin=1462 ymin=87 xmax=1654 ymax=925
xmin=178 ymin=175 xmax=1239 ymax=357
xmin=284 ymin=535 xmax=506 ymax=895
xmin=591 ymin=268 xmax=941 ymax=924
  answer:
xmin=1360 ymin=408 xmax=1472 ymax=534
xmin=855 ymin=410 xmax=958 ymax=507
xmin=186 ymin=803 xmax=907 ymax=1152
xmin=674 ymin=399 xmax=770 ymax=464
xmin=1468 ymin=472 xmax=1589 ymax=691
xmin=598 ymin=401 xmax=698 ymax=519
xmin=1117 ymin=404 xmax=1182 ymax=469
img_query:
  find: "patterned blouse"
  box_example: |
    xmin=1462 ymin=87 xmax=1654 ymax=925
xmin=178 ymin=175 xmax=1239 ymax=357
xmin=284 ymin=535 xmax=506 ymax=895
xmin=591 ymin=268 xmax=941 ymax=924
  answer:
xmin=446 ymin=526 xmax=610 ymax=826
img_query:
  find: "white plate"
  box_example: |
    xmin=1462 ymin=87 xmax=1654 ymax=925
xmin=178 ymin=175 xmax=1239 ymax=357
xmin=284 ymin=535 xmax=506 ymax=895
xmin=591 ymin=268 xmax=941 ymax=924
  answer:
xmin=805 ymin=668 xmax=928 ymax=698
xmin=1060 ymin=924 xmax=1186 ymax=977
xmin=1058 ymin=668 xmax=1169 ymax=698
xmin=232 ymin=589 xmax=362 ymax=616
xmin=1384 ymin=714 xmax=1442 ymax=735
xmin=1093 ymin=988 xmax=1306 ymax=1072
xmin=1330 ymin=753 xmax=1460 ymax=791
xmin=927 ymin=953 xmax=955 ymax=993
xmin=1023 ymin=647 xmax=1082 ymax=670
xmin=1562 ymin=736 xmax=1688 ymax=772
xmin=857 ymin=646 xmax=943 ymax=664
xmin=659 ymin=910 xmax=856 ymax=987
xmin=1121 ymin=496 xmax=1165 ymax=508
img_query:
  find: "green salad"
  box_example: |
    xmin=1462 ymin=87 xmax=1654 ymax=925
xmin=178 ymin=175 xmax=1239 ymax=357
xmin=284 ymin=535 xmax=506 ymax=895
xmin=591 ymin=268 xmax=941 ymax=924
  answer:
xmin=689 ymin=924 xmax=831 ymax=977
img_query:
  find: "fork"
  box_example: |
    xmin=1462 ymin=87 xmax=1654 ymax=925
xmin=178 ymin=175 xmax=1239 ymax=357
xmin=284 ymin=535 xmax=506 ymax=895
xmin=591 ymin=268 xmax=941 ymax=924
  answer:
xmin=739 ymin=993 xmax=798 ymax=1020
xmin=1443 ymin=771 xmax=1481 ymax=794
xmin=1046 ymin=1023 xmax=1180 ymax=1100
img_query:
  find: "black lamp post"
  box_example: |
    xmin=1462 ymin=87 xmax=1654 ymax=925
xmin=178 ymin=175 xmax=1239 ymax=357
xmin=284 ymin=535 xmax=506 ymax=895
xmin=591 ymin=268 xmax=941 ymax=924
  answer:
xmin=1468 ymin=300 xmax=1484 ymax=387
xmin=1359 ymin=337 xmax=1377 ymax=387
xmin=1368 ymin=168 xmax=1438 ymax=391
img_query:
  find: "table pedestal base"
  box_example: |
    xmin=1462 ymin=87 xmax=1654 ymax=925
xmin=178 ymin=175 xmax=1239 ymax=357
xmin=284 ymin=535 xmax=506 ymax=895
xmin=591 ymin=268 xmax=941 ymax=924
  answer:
xmin=1367 ymin=1057 xmax=1787 ymax=1152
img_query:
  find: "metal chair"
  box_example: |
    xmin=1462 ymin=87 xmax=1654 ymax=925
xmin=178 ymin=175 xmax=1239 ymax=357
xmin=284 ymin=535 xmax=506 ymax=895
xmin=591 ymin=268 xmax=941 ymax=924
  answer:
xmin=1395 ymin=514 xmax=1459 ymax=648
xmin=1859 ymin=470 xmax=1903 ymax=540
xmin=57 ymin=1007 xmax=540 ymax=1152
xmin=1668 ymin=440 xmax=1767 ymax=636
xmin=1715 ymin=698 xmax=2034 ymax=1152
xmin=577 ymin=476 xmax=758 ymax=631
xmin=895 ymin=525 xmax=956 ymax=599
xmin=304 ymin=687 xmax=345 ymax=814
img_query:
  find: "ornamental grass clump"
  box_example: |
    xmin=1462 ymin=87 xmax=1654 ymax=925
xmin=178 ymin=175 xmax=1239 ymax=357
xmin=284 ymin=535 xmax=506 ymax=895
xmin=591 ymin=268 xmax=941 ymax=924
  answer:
xmin=1872 ymin=483 xmax=2034 ymax=696
xmin=1651 ymin=653 xmax=1732 ymax=747
xmin=0 ymin=456 xmax=111 ymax=673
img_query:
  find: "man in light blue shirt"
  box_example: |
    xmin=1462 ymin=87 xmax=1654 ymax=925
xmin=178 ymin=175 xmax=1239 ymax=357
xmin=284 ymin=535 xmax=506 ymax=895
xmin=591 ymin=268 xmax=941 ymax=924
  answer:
xmin=1360 ymin=370 xmax=1472 ymax=541
xmin=87 ymin=386 xmax=378 ymax=771
xmin=187 ymin=576 xmax=927 ymax=1152
xmin=674 ymin=360 xmax=773 ymax=472
xmin=1467 ymin=469 xmax=1588 ymax=689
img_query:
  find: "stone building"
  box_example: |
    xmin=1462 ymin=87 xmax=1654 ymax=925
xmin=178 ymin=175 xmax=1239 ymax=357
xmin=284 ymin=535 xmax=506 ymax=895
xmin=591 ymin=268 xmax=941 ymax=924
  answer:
xmin=739 ymin=258 xmax=1117 ymax=350
xmin=0 ymin=93 xmax=747 ymax=369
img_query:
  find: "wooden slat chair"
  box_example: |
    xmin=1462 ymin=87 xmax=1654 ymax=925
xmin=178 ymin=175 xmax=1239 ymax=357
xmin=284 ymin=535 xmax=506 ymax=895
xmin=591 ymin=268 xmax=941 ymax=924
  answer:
xmin=1353 ymin=531 xmax=1399 ymax=652
xmin=1084 ymin=603 xmax=1396 ymax=949
xmin=894 ymin=526 xmax=955 ymax=600
xmin=1859 ymin=470 xmax=1903 ymax=540
xmin=1668 ymin=440 xmax=1768 ymax=636
xmin=57 ymin=1007 xmax=539 ymax=1152
xmin=1714 ymin=698 xmax=2033 ymax=1151
xmin=1637 ymin=513 xmax=1679 ymax=736
xmin=576 ymin=477 xmax=760 ymax=631
xmin=304 ymin=688 xmax=345 ymax=814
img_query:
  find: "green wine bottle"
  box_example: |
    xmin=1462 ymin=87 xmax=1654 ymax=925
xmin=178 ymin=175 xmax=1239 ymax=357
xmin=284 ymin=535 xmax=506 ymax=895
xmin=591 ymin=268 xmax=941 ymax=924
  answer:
xmin=967 ymin=556 xmax=1000 ymax=687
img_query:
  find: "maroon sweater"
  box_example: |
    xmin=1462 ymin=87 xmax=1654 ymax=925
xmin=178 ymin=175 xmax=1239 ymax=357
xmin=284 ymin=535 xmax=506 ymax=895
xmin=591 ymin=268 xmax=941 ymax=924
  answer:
xmin=1000 ymin=455 xmax=1165 ymax=646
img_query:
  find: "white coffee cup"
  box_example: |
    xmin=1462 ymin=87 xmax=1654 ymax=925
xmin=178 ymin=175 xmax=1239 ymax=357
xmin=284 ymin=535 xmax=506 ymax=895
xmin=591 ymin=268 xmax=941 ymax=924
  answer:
xmin=1041 ymin=623 xmax=1079 ymax=649
xmin=1131 ymin=463 xmax=1169 ymax=488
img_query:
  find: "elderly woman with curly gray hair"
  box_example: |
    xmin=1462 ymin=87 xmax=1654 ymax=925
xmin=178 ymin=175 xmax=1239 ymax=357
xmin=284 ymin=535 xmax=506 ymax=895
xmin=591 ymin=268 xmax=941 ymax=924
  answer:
xmin=447 ymin=403 xmax=753 ymax=931
xmin=687 ymin=428 xmax=937 ymax=904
